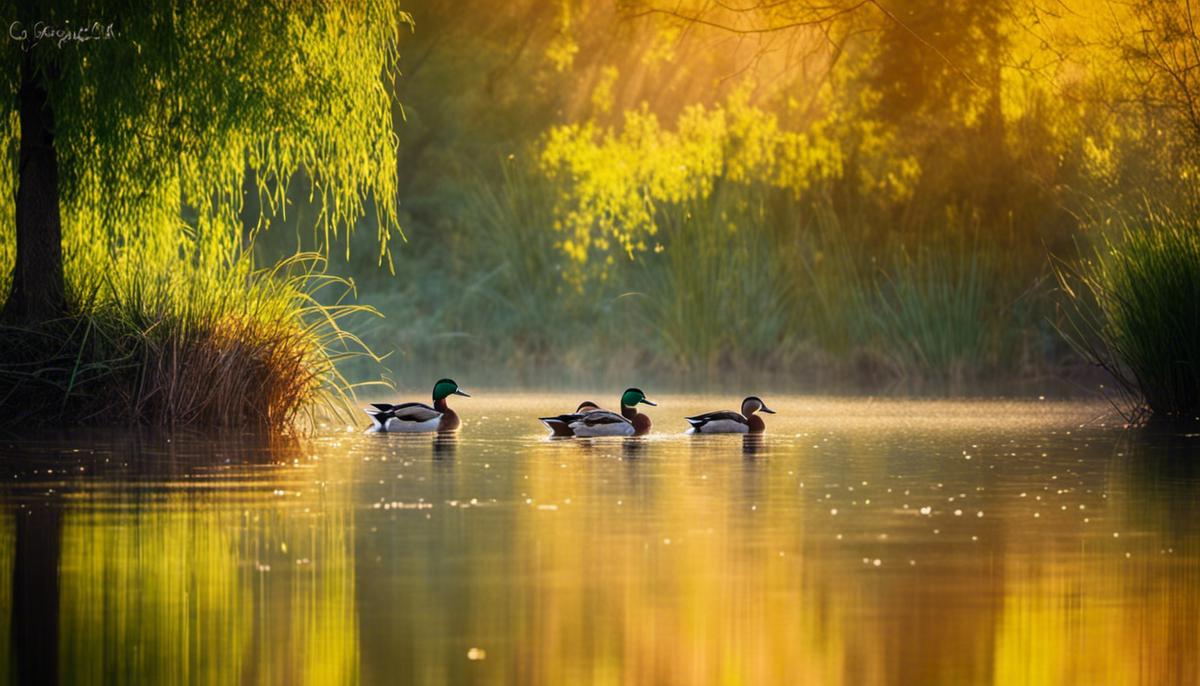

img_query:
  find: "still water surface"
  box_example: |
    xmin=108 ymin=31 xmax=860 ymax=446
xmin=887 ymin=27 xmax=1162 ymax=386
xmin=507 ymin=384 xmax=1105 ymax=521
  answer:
xmin=2 ymin=395 xmax=1200 ymax=685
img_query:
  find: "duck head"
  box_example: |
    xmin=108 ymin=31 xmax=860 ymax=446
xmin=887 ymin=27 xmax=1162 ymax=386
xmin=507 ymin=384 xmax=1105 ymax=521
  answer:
xmin=576 ymin=400 xmax=600 ymax=413
xmin=741 ymin=396 xmax=775 ymax=416
xmin=433 ymin=378 xmax=471 ymax=402
xmin=620 ymin=388 xmax=656 ymax=435
xmin=620 ymin=388 xmax=656 ymax=409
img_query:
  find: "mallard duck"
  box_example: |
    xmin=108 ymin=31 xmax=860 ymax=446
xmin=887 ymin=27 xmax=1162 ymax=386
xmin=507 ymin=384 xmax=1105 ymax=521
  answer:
xmin=539 ymin=400 xmax=601 ymax=437
xmin=365 ymin=378 xmax=471 ymax=433
xmin=550 ymin=388 xmax=656 ymax=437
xmin=685 ymin=396 xmax=775 ymax=434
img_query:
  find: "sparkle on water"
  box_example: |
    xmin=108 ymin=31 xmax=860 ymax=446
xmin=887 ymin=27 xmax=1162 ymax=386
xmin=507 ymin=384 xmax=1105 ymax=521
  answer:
xmin=2 ymin=395 xmax=1200 ymax=684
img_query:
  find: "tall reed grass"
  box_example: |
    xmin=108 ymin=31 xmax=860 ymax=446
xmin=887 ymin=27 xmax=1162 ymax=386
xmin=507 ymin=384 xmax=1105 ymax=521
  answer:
xmin=351 ymin=162 xmax=1060 ymax=392
xmin=631 ymin=190 xmax=800 ymax=379
xmin=0 ymin=252 xmax=379 ymax=430
xmin=1058 ymin=210 xmax=1200 ymax=421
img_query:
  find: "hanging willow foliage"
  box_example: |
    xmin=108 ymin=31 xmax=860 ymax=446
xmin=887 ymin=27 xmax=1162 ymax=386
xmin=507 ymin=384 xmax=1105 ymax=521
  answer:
xmin=0 ymin=0 xmax=412 ymax=296
xmin=0 ymin=2 xmax=412 ymax=429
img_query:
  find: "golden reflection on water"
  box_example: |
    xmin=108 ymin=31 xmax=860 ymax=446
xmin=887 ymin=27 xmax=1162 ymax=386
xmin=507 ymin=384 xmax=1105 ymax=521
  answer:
xmin=1 ymin=397 xmax=1199 ymax=685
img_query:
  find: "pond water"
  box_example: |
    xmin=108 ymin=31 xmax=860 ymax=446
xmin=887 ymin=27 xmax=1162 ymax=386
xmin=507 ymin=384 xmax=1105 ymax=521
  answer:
xmin=1 ymin=394 xmax=1199 ymax=685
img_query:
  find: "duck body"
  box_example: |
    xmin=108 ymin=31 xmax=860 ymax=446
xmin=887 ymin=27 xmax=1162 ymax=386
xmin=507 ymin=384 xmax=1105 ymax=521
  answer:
xmin=541 ymin=389 xmax=656 ymax=437
xmin=686 ymin=396 xmax=775 ymax=434
xmin=365 ymin=379 xmax=470 ymax=433
xmin=367 ymin=402 xmax=444 ymax=433
xmin=570 ymin=410 xmax=636 ymax=437
xmin=685 ymin=410 xmax=755 ymax=434
xmin=539 ymin=401 xmax=600 ymax=437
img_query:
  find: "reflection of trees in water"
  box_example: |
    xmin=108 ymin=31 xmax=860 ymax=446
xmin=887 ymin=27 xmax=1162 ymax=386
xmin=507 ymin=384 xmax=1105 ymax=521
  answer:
xmin=12 ymin=502 xmax=61 ymax=686
xmin=0 ymin=432 xmax=358 ymax=684
xmin=991 ymin=430 xmax=1200 ymax=685
xmin=6 ymin=424 xmax=1200 ymax=684
xmin=1117 ymin=429 xmax=1200 ymax=533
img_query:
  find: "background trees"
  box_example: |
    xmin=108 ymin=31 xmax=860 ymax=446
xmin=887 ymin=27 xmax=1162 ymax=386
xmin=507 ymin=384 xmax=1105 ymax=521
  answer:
xmin=277 ymin=0 xmax=1195 ymax=390
xmin=3 ymin=0 xmax=1197 ymax=404
xmin=0 ymin=1 xmax=411 ymax=427
xmin=0 ymin=1 xmax=410 ymax=323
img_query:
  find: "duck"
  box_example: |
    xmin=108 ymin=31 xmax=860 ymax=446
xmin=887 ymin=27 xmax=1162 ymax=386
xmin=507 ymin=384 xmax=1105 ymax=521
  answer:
xmin=539 ymin=400 xmax=601 ymax=437
xmin=365 ymin=378 xmax=471 ymax=433
xmin=685 ymin=396 xmax=775 ymax=434
xmin=544 ymin=388 xmax=656 ymax=437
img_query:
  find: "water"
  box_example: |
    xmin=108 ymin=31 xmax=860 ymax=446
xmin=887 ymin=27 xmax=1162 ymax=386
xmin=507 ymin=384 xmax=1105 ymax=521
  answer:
xmin=2 ymin=395 xmax=1199 ymax=685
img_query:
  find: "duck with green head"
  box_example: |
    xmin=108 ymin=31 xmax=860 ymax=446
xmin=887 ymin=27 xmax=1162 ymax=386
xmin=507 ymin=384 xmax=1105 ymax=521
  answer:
xmin=365 ymin=378 xmax=471 ymax=433
xmin=543 ymin=388 xmax=656 ymax=437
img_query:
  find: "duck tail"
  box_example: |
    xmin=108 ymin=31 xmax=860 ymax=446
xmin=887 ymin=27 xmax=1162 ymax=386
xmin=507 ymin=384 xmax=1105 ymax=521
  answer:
xmin=364 ymin=408 xmax=390 ymax=432
xmin=684 ymin=416 xmax=704 ymax=426
xmin=539 ymin=417 xmax=574 ymax=437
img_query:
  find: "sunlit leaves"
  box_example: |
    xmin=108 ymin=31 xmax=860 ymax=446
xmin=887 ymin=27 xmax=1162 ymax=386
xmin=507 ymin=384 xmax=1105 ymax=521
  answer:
xmin=0 ymin=0 xmax=411 ymax=301
xmin=539 ymin=89 xmax=905 ymax=281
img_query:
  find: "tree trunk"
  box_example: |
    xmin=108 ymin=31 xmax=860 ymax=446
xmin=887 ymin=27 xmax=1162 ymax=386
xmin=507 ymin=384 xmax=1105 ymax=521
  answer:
xmin=2 ymin=49 xmax=65 ymax=324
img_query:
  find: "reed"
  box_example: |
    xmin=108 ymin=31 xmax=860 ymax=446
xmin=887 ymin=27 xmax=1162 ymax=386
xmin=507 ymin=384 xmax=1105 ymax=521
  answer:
xmin=345 ymin=162 xmax=1062 ymax=391
xmin=0 ymin=252 xmax=378 ymax=431
xmin=357 ymin=158 xmax=629 ymax=386
xmin=1058 ymin=209 xmax=1200 ymax=421
xmin=873 ymin=248 xmax=992 ymax=389
xmin=631 ymin=188 xmax=801 ymax=379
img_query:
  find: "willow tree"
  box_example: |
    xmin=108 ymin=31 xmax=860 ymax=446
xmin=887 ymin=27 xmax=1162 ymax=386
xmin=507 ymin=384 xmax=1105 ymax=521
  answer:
xmin=0 ymin=1 xmax=410 ymax=323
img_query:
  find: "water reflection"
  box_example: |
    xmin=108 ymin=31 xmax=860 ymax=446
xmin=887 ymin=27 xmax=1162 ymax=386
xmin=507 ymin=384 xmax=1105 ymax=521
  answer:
xmin=992 ymin=430 xmax=1200 ymax=685
xmin=433 ymin=432 xmax=459 ymax=460
xmin=1 ymin=432 xmax=355 ymax=685
xmin=11 ymin=501 xmax=60 ymax=686
xmin=742 ymin=433 xmax=765 ymax=456
xmin=0 ymin=398 xmax=1198 ymax=684
xmin=621 ymin=437 xmax=646 ymax=460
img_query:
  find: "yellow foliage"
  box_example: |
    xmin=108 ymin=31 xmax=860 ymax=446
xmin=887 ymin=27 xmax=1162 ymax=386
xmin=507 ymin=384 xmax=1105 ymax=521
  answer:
xmin=539 ymin=87 xmax=930 ymax=281
xmin=591 ymin=66 xmax=620 ymax=114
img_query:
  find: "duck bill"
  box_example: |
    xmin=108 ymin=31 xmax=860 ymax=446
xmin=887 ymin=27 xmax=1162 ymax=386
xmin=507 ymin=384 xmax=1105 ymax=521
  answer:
xmin=454 ymin=389 xmax=472 ymax=397
xmin=760 ymin=406 xmax=776 ymax=414
xmin=640 ymin=399 xmax=657 ymax=406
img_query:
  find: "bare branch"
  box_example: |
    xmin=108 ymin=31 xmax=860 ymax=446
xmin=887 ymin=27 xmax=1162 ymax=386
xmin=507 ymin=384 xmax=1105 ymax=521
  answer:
xmin=621 ymin=0 xmax=982 ymax=90
xmin=624 ymin=0 xmax=873 ymax=35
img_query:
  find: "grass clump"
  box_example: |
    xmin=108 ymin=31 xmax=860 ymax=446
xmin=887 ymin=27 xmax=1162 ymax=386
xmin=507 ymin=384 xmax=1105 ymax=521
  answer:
xmin=0 ymin=252 xmax=377 ymax=431
xmin=1058 ymin=209 xmax=1200 ymax=421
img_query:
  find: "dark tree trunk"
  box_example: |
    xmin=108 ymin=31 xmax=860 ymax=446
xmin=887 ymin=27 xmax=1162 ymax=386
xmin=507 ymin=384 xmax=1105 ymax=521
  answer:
xmin=2 ymin=49 xmax=65 ymax=324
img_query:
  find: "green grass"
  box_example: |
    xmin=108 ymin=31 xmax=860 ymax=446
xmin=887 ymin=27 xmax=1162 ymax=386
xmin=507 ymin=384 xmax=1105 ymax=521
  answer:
xmin=873 ymin=248 xmax=992 ymax=388
xmin=0 ymin=251 xmax=380 ymax=431
xmin=630 ymin=190 xmax=801 ymax=380
xmin=337 ymin=165 xmax=1062 ymax=393
xmin=1058 ymin=209 xmax=1200 ymax=421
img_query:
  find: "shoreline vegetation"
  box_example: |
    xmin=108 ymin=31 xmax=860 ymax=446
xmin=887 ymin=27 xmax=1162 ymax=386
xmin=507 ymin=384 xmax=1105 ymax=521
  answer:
xmin=1058 ymin=210 xmax=1200 ymax=424
xmin=0 ymin=3 xmax=410 ymax=430
xmin=0 ymin=253 xmax=379 ymax=431
xmin=341 ymin=161 xmax=1087 ymax=395
xmin=2 ymin=1 xmax=1200 ymax=429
